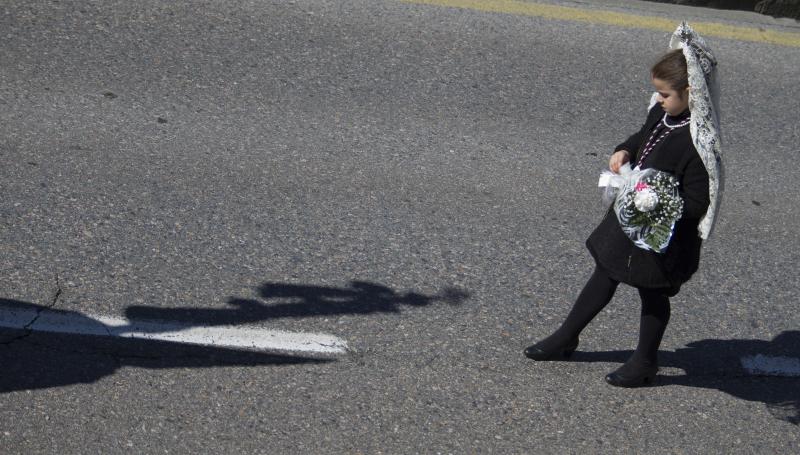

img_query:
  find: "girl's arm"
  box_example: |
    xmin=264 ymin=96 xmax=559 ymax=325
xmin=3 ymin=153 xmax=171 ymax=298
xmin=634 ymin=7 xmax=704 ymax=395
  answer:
xmin=614 ymin=104 xmax=664 ymax=168
xmin=615 ymin=133 xmax=643 ymax=159
xmin=679 ymin=151 xmax=711 ymax=219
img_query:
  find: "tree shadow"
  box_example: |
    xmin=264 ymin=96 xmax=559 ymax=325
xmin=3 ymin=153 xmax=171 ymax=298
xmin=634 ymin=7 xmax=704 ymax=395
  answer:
xmin=570 ymin=331 xmax=800 ymax=425
xmin=124 ymin=280 xmax=470 ymax=328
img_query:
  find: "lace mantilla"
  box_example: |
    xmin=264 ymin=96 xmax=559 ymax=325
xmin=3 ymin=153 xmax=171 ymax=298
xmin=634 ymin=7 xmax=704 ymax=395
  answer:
xmin=649 ymin=22 xmax=723 ymax=239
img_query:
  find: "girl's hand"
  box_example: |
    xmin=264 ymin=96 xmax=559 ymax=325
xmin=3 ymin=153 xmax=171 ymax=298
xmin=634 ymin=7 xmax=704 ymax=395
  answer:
xmin=609 ymin=150 xmax=631 ymax=174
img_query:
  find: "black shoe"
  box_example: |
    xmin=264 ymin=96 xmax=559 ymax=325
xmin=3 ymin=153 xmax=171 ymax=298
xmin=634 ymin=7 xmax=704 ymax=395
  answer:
xmin=604 ymin=364 xmax=658 ymax=388
xmin=524 ymin=337 xmax=579 ymax=361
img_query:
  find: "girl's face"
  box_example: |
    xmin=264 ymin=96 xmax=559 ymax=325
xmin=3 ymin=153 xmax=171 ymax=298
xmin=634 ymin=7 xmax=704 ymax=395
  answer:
xmin=652 ymin=77 xmax=689 ymax=116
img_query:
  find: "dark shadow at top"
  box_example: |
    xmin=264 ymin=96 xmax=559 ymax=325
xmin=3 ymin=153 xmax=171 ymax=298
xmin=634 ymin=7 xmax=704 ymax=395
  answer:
xmin=125 ymin=280 xmax=469 ymax=328
xmin=570 ymin=330 xmax=800 ymax=425
xmin=640 ymin=1 xmax=799 ymax=20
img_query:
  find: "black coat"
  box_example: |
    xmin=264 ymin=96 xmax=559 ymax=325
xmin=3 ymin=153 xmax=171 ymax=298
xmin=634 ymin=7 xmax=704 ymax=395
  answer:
xmin=586 ymin=103 xmax=710 ymax=296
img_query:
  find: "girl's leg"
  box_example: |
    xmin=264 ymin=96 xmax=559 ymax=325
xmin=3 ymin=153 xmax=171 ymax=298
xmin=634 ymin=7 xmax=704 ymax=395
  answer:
xmin=605 ymin=288 xmax=671 ymax=386
xmin=633 ymin=288 xmax=671 ymax=365
xmin=525 ymin=266 xmax=619 ymax=359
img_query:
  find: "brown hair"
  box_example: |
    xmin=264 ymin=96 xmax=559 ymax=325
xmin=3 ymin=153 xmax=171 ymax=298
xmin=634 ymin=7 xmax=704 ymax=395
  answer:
xmin=651 ymin=49 xmax=689 ymax=93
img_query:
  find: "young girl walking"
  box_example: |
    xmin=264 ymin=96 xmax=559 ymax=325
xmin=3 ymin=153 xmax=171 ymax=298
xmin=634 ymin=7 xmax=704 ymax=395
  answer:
xmin=524 ymin=23 xmax=723 ymax=387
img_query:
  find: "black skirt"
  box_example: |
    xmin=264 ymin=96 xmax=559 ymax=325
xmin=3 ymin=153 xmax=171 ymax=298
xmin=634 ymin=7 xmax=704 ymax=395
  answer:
xmin=586 ymin=209 xmax=702 ymax=297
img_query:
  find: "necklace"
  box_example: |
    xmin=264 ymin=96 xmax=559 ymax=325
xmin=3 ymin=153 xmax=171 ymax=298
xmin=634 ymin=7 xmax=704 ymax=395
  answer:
xmin=636 ymin=114 xmax=691 ymax=167
xmin=636 ymin=126 xmax=671 ymax=167
xmin=661 ymin=113 xmax=691 ymax=129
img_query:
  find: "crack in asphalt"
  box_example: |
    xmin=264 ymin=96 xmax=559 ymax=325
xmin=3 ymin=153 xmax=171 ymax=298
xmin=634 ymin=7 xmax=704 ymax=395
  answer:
xmin=0 ymin=273 xmax=63 ymax=346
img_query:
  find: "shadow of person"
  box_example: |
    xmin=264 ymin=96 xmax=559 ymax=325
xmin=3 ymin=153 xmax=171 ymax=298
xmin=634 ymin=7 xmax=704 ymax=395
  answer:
xmin=570 ymin=331 xmax=800 ymax=425
xmin=124 ymin=280 xmax=470 ymax=327
xmin=0 ymin=299 xmax=331 ymax=394
xmin=2 ymin=281 xmax=471 ymax=393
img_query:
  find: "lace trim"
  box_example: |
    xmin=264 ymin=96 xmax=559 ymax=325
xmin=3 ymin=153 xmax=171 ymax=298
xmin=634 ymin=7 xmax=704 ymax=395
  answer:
xmin=669 ymin=22 xmax=723 ymax=240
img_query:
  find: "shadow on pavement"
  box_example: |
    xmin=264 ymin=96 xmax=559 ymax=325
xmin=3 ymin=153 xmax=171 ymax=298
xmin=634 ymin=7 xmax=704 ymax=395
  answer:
xmin=571 ymin=331 xmax=800 ymax=425
xmin=125 ymin=280 xmax=470 ymax=327
xmin=1 ymin=281 xmax=470 ymax=393
xmin=0 ymin=299 xmax=332 ymax=394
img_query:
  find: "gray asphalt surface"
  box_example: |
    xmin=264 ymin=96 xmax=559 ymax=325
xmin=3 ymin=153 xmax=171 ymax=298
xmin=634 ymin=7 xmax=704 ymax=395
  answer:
xmin=1 ymin=0 xmax=799 ymax=453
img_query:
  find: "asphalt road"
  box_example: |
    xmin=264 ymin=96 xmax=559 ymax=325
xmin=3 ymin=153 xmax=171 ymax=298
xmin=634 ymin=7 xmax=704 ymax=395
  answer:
xmin=1 ymin=0 xmax=799 ymax=453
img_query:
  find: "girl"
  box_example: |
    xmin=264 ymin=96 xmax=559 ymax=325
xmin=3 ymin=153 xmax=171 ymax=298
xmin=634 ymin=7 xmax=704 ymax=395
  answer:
xmin=524 ymin=23 xmax=723 ymax=388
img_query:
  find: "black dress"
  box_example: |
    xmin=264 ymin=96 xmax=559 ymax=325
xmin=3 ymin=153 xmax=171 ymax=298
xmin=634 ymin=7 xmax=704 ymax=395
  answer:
xmin=586 ymin=103 xmax=710 ymax=296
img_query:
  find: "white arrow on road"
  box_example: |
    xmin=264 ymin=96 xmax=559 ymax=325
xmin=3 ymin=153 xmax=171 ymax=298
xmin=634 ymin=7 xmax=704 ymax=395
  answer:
xmin=740 ymin=354 xmax=800 ymax=377
xmin=0 ymin=306 xmax=348 ymax=355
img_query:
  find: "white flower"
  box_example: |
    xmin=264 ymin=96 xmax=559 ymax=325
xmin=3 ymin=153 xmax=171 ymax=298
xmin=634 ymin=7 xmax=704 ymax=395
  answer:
xmin=634 ymin=188 xmax=659 ymax=212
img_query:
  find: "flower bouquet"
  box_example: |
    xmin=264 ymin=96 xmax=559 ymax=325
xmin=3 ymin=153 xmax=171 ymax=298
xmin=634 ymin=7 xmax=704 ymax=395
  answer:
xmin=599 ymin=164 xmax=684 ymax=253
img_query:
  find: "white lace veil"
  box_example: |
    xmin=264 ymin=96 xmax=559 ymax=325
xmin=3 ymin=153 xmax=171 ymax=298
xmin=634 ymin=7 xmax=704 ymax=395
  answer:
xmin=650 ymin=22 xmax=723 ymax=239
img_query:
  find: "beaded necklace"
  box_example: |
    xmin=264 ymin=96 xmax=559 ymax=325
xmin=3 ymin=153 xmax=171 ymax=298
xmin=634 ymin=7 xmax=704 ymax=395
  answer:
xmin=636 ymin=113 xmax=691 ymax=168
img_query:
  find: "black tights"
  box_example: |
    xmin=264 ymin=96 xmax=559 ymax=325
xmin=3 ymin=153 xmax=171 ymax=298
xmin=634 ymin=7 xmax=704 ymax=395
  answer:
xmin=538 ymin=266 xmax=671 ymax=367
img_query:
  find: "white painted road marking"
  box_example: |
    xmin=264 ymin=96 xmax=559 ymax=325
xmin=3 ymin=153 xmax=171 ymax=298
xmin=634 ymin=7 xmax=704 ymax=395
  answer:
xmin=0 ymin=307 xmax=348 ymax=355
xmin=741 ymin=355 xmax=800 ymax=377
